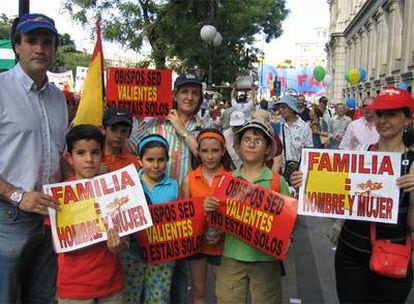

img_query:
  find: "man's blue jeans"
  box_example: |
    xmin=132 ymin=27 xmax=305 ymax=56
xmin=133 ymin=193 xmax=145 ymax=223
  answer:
xmin=0 ymin=201 xmax=57 ymax=303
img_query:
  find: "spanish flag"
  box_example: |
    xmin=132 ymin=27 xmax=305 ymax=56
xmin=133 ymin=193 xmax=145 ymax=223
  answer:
xmin=73 ymin=20 xmax=104 ymax=126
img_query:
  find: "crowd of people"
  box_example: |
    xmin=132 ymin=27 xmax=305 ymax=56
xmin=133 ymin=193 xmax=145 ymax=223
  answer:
xmin=2 ymin=12 xmax=414 ymax=304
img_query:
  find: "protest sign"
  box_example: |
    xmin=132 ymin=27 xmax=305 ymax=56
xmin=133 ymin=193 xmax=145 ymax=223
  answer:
xmin=210 ymin=176 xmax=298 ymax=260
xmin=47 ymin=70 xmax=74 ymax=91
xmin=74 ymin=66 xmax=88 ymax=92
xmin=106 ymin=67 xmax=172 ymax=117
xmin=298 ymin=149 xmax=402 ymax=224
xmin=136 ymin=198 xmax=206 ymax=264
xmin=44 ymin=164 xmax=152 ymax=253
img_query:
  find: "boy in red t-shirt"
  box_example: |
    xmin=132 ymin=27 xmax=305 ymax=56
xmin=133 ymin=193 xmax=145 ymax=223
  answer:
xmin=57 ymin=125 xmax=128 ymax=304
xmin=102 ymin=107 xmax=140 ymax=171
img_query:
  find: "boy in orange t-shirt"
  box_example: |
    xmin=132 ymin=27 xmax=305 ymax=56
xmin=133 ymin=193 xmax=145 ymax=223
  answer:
xmin=102 ymin=107 xmax=140 ymax=171
xmin=102 ymin=107 xmax=140 ymax=302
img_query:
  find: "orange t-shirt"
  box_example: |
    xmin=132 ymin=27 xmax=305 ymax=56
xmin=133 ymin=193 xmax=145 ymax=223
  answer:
xmin=188 ymin=166 xmax=230 ymax=256
xmin=102 ymin=152 xmax=140 ymax=172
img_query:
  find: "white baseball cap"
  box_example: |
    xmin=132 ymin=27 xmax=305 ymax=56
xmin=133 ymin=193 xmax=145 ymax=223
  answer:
xmin=229 ymin=110 xmax=246 ymax=127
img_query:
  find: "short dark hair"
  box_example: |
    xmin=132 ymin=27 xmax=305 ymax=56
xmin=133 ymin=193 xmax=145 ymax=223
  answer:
xmin=319 ymin=96 xmax=328 ymax=103
xmin=66 ymin=125 xmax=104 ymax=153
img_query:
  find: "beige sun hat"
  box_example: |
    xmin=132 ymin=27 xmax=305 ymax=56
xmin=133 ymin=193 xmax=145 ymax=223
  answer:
xmin=235 ymin=119 xmax=277 ymax=160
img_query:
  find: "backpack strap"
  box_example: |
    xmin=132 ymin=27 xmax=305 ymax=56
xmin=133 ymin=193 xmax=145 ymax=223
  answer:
xmin=356 ymin=143 xmax=371 ymax=151
xmin=271 ymin=172 xmax=281 ymax=193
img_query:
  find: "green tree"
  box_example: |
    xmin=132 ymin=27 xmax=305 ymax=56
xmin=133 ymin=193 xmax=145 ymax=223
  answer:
xmin=51 ymin=33 xmax=90 ymax=73
xmin=63 ymin=0 xmax=288 ymax=84
xmin=0 ymin=14 xmax=11 ymax=40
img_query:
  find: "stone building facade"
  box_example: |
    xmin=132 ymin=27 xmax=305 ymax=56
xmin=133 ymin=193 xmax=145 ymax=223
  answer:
xmin=326 ymin=0 xmax=414 ymax=103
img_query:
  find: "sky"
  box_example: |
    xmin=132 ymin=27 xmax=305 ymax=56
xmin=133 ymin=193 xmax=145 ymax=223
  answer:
xmin=0 ymin=0 xmax=330 ymax=65
xmin=260 ymin=0 xmax=330 ymax=64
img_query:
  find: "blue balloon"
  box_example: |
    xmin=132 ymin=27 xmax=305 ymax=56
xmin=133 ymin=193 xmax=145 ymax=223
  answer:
xmin=397 ymin=82 xmax=408 ymax=91
xmin=359 ymin=68 xmax=366 ymax=82
xmin=346 ymin=98 xmax=356 ymax=109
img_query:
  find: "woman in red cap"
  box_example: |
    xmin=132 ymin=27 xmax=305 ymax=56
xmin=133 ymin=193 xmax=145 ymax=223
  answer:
xmin=335 ymin=87 xmax=414 ymax=303
xmin=291 ymin=86 xmax=414 ymax=303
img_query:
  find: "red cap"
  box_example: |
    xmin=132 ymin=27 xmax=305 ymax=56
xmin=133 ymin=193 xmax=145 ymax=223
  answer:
xmin=367 ymin=86 xmax=414 ymax=113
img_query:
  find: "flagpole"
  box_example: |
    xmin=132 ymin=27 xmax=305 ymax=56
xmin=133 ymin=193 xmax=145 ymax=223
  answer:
xmin=96 ymin=19 xmax=106 ymax=99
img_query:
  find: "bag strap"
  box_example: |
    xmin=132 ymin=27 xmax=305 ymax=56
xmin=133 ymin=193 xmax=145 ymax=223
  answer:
xmin=271 ymin=172 xmax=281 ymax=193
xmin=370 ymin=222 xmax=412 ymax=247
xmin=282 ymin=123 xmax=287 ymax=162
xmin=356 ymin=143 xmax=371 ymax=151
xmin=370 ymin=222 xmax=377 ymax=244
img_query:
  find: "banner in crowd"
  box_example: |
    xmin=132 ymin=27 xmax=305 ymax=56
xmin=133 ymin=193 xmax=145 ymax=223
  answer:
xmin=106 ymin=67 xmax=173 ymax=117
xmin=136 ymin=198 xmax=206 ymax=264
xmin=74 ymin=66 xmax=88 ymax=92
xmin=258 ymin=64 xmax=326 ymax=97
xmin=44 ymin=165 xmax=153 ymax=253
xmin=298 ymin=149 xmax=402 ymax=224
xmin=0 ymin=39 xmax=15 ymax=70
xmin=210 ymin=176 xmax=298 ymax=260
xmin=47 ymin=70 xmax=74 ymax=91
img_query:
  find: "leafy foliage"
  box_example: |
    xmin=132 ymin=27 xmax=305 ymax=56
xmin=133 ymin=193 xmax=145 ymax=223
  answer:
xmin=51 ymin=33 xmax=90 ymax=73
xmin=0 ymin=14 xmax=12 ymax=40
xmin=62 ymin=0 xmax=288 ymax=84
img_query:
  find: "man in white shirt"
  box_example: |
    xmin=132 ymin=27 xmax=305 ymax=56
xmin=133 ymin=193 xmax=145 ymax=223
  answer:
xmin=0 ymin=13 xmax=67 ymax=303
xmin=339 ymin=97 xmax=379 ymax=150
xmin=330 ymin=103 xmax=352 ymax=149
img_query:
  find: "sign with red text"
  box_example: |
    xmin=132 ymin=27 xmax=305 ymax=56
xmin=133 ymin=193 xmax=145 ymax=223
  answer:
xmin=298 ymin=149 xmax=402 ymax=224
xmin=44 ymin=164 xmax=153 ymax=253
xmin=106 ymin=67 xmax=172 ymax=117
xmin=136 ymin=199 xmax=206 ymax=264
xmin=210 ymin=176 xmax=298 ymax=260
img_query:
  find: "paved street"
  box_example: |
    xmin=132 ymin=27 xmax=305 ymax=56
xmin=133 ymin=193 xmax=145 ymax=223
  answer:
xmin=283 ymin=216 xmax=414 ymax=304
xmin=282 ymin=216 xmax=338 ymax=304
xmin=203 ymin=215 xmax=414 ymax=304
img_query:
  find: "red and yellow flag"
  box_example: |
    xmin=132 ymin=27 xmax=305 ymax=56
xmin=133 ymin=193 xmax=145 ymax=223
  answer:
xmin=73 ymin=20 xmax=104 ymax=126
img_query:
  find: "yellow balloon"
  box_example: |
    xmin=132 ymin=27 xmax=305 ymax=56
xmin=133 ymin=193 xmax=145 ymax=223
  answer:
xmin=349 ymin=68 xmax=361 ymax=84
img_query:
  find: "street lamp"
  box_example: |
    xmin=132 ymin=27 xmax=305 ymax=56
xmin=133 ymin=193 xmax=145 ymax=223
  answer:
xmin=200 ymin=22 xmax=222 ymax=89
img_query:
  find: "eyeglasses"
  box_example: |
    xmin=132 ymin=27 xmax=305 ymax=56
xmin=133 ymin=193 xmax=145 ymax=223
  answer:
xmin=241 ymin=137 xmax=266 ymax=147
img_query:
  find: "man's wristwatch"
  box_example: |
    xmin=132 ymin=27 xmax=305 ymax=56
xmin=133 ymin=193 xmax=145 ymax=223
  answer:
xmin=9 ymin=189 xmax=25 ymax=207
